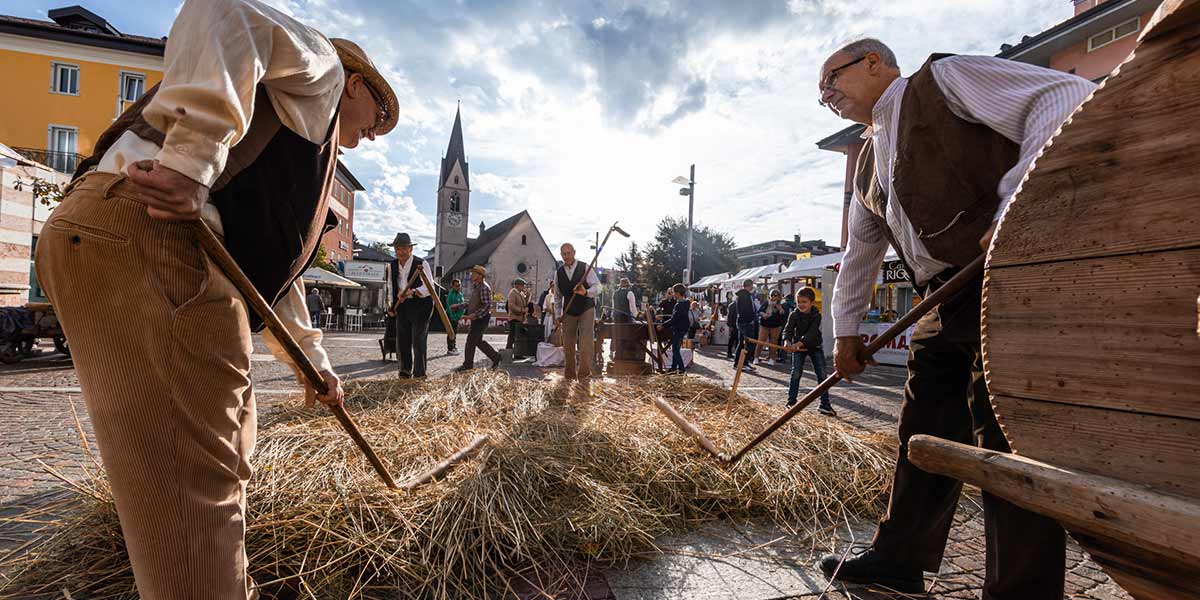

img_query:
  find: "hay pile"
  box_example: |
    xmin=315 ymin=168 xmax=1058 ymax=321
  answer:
xmin=2 ymin=372 xmax=892 ymax=599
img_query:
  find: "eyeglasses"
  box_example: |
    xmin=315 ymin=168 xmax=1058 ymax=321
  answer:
xmin=817 ymin=55 xmax=868 ymax=107
xmin=358 ymin=76 xmax=389 ymax=130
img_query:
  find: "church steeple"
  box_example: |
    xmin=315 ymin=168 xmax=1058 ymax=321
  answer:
xmin=434 ymin=105 xmax=470 ymax=278
xmin=440 ymin=104 xmax=469 ymax=189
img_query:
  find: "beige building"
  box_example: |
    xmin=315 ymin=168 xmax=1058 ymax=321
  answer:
xmin=0 ymin=144 xmax=66 ymax=307
xmin=428 ymin=107 xmax=555 ymax=304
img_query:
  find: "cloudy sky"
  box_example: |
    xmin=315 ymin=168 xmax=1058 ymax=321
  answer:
xmin=13 ymin=0 xmax=1073 ymax=267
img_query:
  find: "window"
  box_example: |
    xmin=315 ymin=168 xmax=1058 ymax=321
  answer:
xmin=47 ymin=126 xmax=78 ymax=173
xmin=51 ymin=63 xmax=80 ymax=95
xmin=449 ymin=192 xmax=461 ymax=212
xmin=517 ymin=262 xmax=528 ymax=274
xmin=454 ymin=175 xmax=459 ymax=185
xmin=1088 ymin=17 xmax=1139 ymax=52
xmin=521 ymin=234 xmax=527 ymax=245
xmin=119 ymin=72 xmax=145 ymax=102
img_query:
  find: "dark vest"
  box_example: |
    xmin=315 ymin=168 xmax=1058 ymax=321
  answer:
xmin=614 ymin=287 xmax=632 ymax=321
xmin=556 ymin=263 xmax=594 ymax=316
xmin=78 ymin=84 xmax=340 ymax=331
xmin=390 ymin=256 xmax=433 ymax=316
xmin=855 ymin=54 xmax=1020 ymax=269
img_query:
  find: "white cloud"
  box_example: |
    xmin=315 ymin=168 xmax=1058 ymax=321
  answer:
xmin=96 ymin=0 xmax=1080 ymax=270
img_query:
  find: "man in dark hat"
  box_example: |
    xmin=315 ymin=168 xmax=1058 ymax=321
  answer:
xmin=506 ymin=278 xmax=530 ymax=360
xmin=388 ymin=232 xmax=434 ymax=378
xmin=31 ymin=0 xmax=400 ymax=596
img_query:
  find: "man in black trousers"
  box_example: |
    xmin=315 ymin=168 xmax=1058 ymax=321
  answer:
xmin=387 ymin=232 xmax=434 ymax=378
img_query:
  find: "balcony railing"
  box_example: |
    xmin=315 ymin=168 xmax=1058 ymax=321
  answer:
xmin=11 ymin=147 xmax=84 ymax=174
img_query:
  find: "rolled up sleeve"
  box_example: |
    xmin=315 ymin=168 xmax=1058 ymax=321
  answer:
xmin=263 ymin=279 xmax=334 ymax=379
xmin=145 ymin=0 xmax=344 ymax=186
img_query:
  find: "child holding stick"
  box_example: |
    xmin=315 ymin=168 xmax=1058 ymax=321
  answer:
xmin=783 ymin=287 xmax=833 ymax=415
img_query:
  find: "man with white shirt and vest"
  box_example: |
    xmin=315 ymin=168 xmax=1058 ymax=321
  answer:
xmin=614 ymin=277 xmax=640 ymax=323
xmin=815 ymin=39 xmax=1094 ymax=598
xmin=388 ymin=232 xmax=435 ymax=379
xmin=32 ymin=1 xmax=397 ymax=597
xmin=554 ymin=243 xmax=600 ymax=379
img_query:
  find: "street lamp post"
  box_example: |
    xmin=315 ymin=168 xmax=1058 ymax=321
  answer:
xmin=673 ymin=165 xmax=695 ymax=285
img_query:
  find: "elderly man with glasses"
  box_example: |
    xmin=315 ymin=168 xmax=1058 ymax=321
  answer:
xmin=816 ymin=38 xmax=1095 ymax=599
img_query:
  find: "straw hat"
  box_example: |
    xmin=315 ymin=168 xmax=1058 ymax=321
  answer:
xmin=469 ymin=265 xmax=488 ymax=277
xmin=330 ymin=38 xmax=399 ymax=135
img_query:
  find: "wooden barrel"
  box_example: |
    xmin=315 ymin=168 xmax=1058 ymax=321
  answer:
xmin=980 ymin=0 xmax=1200 ymax=597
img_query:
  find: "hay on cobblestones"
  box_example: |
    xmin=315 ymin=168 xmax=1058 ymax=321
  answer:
xmin=1 ymin=372 xmax=892 ymax=599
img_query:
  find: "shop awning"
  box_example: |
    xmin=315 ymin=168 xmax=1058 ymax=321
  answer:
xmin=769 ymin=252 xmax=844 ymax=282
xmin=302 ymin=268 xmax=363 ymax=288
xmin=688 ymin=273 xmax=730 ymax=290
xmin=719 ymin=263 xmax=785 ymax=285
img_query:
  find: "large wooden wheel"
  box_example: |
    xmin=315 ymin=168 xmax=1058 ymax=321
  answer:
xmin=979 ymin=1 xmax=1200 ymax=597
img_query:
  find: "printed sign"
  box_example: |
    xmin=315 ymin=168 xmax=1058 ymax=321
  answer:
xmin=344 ymin=260 xmax=386 ymax=282
xmin=881 ymin=259 xmax=910 ymax=284
xmin=859 ymin=322 xmax=915 ymax=366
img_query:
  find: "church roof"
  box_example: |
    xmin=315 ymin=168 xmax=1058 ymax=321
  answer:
xmin=439 ymin=106 xmax=469 ymax=189
xmin=445 ymin=211 xmax=529 ymax=276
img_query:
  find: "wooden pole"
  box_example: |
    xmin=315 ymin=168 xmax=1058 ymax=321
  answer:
xmin=191 ymin=221 xmax=399 ymax=489
xmin=723 ymin=255 xmax=985 ymax=465
xmin=400 ymin=434 xmax=489 ymax=491
xmin=653 ymin=398 xmax=722 ymax=459
xmin=908 ymin=434 xmax=1200 ymax=568
xmin=644 ymin=307 xmax=663 ymax=372
xmin=724 ymin=342 xmax=754 ymax=415
xmin=418 ymin=268 xmax=455 ymax=341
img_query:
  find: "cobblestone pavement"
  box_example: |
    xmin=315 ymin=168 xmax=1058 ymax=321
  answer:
xmin=0 ymin=331 xmax=1130 ymax=599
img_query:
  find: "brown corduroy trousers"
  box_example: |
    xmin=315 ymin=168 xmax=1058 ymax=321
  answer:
xmin=560 ymin=307 xmax=595 ymax=379
xmin=35 ymin=173 xmax=258 ymax=600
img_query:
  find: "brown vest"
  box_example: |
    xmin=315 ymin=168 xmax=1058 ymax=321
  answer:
xmin=78 ymin=84 xmax=340 ymax=331
xmin=855 ymin=54 xmax=1020 ymax=269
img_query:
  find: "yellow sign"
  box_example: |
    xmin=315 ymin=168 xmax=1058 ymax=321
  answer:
xmin=795 ymin=251 xmax=812 ymax=260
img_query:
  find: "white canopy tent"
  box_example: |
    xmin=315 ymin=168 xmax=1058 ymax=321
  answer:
xmin=687 ymin=272 xmax=730 ymax=291
xmin=768 ymin=252 xmax=844 ymax=283
xmin=721 ymin=263 xmax=785 ymax=286
xmin=302 ymin=268 xmax=363 ymax=288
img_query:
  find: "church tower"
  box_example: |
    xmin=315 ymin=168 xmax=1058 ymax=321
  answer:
xmin=434 ymin=106 xmax=470 ymax=277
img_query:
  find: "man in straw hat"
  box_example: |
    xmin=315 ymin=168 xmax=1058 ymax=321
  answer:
xmin=454 ymin=264 xmax=502 ymax=371
xmin=33 ymin=0 xmax=399 ymax=596
xmin=388 ymin=232 xmax=435 ymax=379
xmin=816 ymin=38 xmax=1093 ymax=597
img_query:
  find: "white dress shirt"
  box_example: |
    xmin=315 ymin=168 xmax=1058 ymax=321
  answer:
xmin=93 ymin=0 xmax=346 ymax=374
xmin=396 ymin=257 xmax=434 ymax=299
xmin=625 ymin=290 xmax=640 ymax=316
xmin=832 ymin=55 xmax=1096 ymax=338
xmin=553 ymin=261 xmax=601 ymax=310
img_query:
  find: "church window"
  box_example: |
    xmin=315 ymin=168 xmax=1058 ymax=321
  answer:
xmin=450 ymin=192 xmax=461 ymax=212
xmin=517 ymin=262 xmax=529 ymax=274
xmin=521 ymin=234 xmax=527 ymax=245
xmin=454 ymin=175 xmax=459 ymax=185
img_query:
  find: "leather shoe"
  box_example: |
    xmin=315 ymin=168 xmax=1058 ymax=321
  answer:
xmin=818 ymin=547 xmax=924 ymax=593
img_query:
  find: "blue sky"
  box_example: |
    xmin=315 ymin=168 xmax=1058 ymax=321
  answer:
xmin=7 ymin=0 xmax=1074 ymax=267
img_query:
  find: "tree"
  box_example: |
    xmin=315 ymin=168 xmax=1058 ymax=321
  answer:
xmin=641 ymin=216 xmax=737 ymax=293
xmin=368 ymin=241 xmax=394 ymax=258
xmin=613 ymin=241 xmax=644 ymax=283
xmin=313 ymin=245 xmax=338 ymax=273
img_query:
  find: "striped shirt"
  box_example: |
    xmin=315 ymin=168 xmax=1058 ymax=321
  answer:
xmin=832 ymin=55 xmax=1096 ymax=338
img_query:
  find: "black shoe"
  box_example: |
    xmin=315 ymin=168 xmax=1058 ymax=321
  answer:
xmin=818 ymin=406 xmax=837 ymax=416
xmin=398 ymin=370 xmax=413 ymax=379
xmin=785 ymin=399 xmax=797 ymax=408
xmin=378 ymin=339 xmax=387 ymax=361
xmin=453 ymin=365 xmax=473 ymax=373
xmin=818 ymin=547 xmax=924 ymax=593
